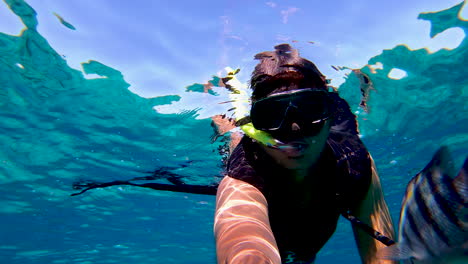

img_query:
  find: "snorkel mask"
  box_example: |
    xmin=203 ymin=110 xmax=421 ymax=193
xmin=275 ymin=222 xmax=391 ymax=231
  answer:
xmin=240 ymin=88 xmax=334 ymax=149
xmin=224 ymin=67 xmax=333 ymax=149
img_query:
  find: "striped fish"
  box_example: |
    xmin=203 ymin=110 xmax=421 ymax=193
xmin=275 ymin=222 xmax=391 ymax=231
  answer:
xmin=379 ymin=147 xmax=467 ymax=264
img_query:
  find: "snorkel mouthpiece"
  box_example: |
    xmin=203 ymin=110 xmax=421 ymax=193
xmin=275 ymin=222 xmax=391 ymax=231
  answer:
xmin=276 ymin=142 xmax=307 ymax=151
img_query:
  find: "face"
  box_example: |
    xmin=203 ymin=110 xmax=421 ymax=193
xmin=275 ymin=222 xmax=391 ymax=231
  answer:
xmin=259 ymin=120 xmax=331 ymax=170
xmin=250 ymin=89 xmax=333 ymax=170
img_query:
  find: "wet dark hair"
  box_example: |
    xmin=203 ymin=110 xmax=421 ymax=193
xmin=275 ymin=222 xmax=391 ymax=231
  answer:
xmin=250 ymin=44 xmax=327 ymax=100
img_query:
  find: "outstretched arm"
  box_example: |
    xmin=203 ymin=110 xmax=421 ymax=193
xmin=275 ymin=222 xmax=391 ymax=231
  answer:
xmin=214 ymin=176 xmax=281 ymax=264
xmin=352 ymin=157 xmax=397 ymax=264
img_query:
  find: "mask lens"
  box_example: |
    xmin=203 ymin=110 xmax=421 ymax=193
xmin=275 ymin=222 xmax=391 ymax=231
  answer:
xmin=293 ymin=91 xmax=330 ymax=120
xmin=269 ymin=119 xmax=327 ymax=142
xmin=251 ymin=89 xmax=332 ymax=132
xmin=304 ymin=119 xmax=327 ymax=135
xmin=250 ymin=97 xmax=290 ymax=130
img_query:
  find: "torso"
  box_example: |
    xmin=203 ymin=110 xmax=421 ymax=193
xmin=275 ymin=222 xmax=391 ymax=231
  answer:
xmin=263 ymin=144 xmax=341 ymax=261
xmin=225 ymin=92 xmax=372 ymax=263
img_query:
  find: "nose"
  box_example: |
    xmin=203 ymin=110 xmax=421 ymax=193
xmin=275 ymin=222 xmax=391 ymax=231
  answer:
xmin=291 ymin=122 xmax=301 ymax=131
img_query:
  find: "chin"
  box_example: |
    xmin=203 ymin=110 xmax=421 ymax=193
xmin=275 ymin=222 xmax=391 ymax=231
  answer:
xmin=278 ymin=159 xmax=304 ymax=169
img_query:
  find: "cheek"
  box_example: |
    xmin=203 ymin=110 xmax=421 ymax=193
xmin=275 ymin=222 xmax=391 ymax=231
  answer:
xmin=261 ymin=146 xmax=298 ymax=168
xmin=300 ymin=124 xmax=331 ymax=160
xmin=309 ymin=127 xmax=330 ymax=148
xmin=263 ymin=147 xmax=287 ymax=161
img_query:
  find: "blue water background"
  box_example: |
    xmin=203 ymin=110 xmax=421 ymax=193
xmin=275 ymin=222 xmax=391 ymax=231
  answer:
xmin=0 ymin=1 xmax=467 ymax=263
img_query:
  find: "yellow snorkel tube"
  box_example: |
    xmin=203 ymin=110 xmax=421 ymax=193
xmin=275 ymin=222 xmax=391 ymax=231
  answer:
xmin=224 ymin=67 xmax=277 ymax=147
xmin=240 ymin=123 xmax=277 ymax=147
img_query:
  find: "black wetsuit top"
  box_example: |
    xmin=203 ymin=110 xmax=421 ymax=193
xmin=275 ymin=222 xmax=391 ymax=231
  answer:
xmin=226 ymin=92 xmax=372 ymax=263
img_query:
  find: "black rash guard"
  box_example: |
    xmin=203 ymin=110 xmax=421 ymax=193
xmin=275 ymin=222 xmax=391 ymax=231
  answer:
xmin=226 ymin=92 xmax=372 ymax=263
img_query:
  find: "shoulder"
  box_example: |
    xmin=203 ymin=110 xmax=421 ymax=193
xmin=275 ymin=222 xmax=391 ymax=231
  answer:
xmin=226 ymin=137 xmax=266 ymax=192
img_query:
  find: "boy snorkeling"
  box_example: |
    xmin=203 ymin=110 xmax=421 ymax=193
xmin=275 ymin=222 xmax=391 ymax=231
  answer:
xmin=214 ymin=44 xmax=396 ymax=264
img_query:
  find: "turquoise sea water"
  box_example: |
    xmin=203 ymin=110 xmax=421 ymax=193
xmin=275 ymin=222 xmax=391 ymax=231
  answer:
xmin=1 ymin=1 xmax=467 ymax=263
